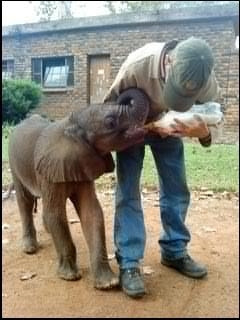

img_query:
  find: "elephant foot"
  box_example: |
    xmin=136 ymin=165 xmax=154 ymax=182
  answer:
xmin=57 ymin=261 xmax=82 ymax=281
xmin=22 ymin=237 xmax=39 ymax=254
xmin=94 ymin=268 xmax=119 ymax=290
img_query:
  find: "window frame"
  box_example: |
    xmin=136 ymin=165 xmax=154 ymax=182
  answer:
xmin=32 ymin=56 xmax=74 ymax=89
xmin=2 ymin=59 xmax=14 ymax=79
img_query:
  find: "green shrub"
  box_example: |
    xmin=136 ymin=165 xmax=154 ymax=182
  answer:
xmin=2 ymin=79 xmax=42 ymax=124
xmin=2 ymin=122 xmax=14 ymax=139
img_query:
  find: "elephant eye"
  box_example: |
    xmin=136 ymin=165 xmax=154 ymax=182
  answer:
xmin=104 ymin=116 xmax=118 ymax=130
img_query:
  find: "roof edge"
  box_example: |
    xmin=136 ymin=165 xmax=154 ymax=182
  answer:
xmin=2 ymin=3 xmax=239 ymax=37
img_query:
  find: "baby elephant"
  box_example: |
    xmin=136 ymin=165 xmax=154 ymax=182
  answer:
xmin=8 ymin=88 xmax=149 ymax=289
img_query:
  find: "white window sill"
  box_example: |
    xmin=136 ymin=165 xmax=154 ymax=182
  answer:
xmin=42 ymin=87 xmax=74 ymax=93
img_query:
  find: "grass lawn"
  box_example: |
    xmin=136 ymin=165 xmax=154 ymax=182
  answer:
xmin=141 ymin=143 xmax=238 ymax=192
xmin=2 ymin=126 xmax=239 ymax=192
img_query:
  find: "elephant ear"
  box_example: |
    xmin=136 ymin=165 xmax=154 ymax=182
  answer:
xmin=34 ymin=125 xmax=114 ymax=183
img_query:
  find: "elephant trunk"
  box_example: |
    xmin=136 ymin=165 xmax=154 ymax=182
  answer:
xmin=117 ymin=88 xmax=150 ymax=125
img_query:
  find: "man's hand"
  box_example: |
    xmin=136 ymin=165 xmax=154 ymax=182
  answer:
xmin=145 ymin=115 xmax=210 ymax=139
xmin=168 ymin=115 xmax=210 ymax=138
xmin=145 ymin=125 xmax=173 ymax=138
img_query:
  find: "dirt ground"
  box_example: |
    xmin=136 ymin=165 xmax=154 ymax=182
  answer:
xmin=2 ymin=188 xmax=239 ymax=318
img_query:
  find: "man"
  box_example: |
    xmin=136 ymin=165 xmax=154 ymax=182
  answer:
xmin=103 ymin=37 xmax=220 ymax=298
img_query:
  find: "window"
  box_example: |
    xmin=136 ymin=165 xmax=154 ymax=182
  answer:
xmin=32 ymin=56 xmax=74 ymax=88
xmin=235 ymin=36 xmax=239 ymax=49
xmin=2 ymin=60 xmax=14 ymax=79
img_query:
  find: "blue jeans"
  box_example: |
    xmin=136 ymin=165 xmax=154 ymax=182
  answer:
xmin=114 ymin=135 xmax=191 ymax=269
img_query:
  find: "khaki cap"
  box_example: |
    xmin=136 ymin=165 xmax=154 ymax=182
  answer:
xmin=163 ymin=37 xmax=214 ymax=111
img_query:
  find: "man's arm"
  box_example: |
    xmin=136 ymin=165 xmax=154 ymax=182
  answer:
xmin=103 ymin=65 xmax=137 ymax=103
xmin=165 ymin=115 xmax=211 ymax=146
xmin=146 ymin=114 xmax=212 ymax=147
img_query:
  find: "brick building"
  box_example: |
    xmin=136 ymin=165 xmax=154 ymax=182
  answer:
xmin=2 ymin=3 xmax=239 ymax=143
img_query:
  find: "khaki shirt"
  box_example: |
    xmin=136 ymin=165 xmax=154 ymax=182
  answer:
xmin=104 ymin=42 xmax=220 ymax=121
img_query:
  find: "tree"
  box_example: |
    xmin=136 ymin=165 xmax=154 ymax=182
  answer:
xmin=29 ymin=1 xmax=57 ymax=21
xmin=58 ymin=1 xmax=73 ymax=19
xmin=103 ymin=1 xmax=239 ymax=14
xmin=29 ymin=1 xmax=74 ymax=21
xmin=29 ymin=1 xmax=239 ymax=21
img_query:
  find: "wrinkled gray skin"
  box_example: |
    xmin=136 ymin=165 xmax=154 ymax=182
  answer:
xmin=8 ymin=88 xmax=149 ymax=289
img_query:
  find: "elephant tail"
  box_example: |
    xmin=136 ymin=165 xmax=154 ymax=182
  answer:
xmin=117 ymin=88 xmax=150 ymax=125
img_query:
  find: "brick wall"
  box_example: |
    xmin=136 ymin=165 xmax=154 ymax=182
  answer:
xmin=2 ymin=5 xmax=239 ymax=143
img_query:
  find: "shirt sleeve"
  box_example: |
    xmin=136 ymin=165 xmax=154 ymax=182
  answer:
xmin=103 ymin=67 xmax=137 ymax=103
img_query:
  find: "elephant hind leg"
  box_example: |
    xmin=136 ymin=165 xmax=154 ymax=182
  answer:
xmin=13 ymin=177 xmax=39 ymax=254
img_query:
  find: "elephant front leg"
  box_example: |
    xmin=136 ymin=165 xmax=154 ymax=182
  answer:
xmin=71 ymin=182 xmax=119 ymax=289
xmin=42 ymin=192 xmax=81 ymax=281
